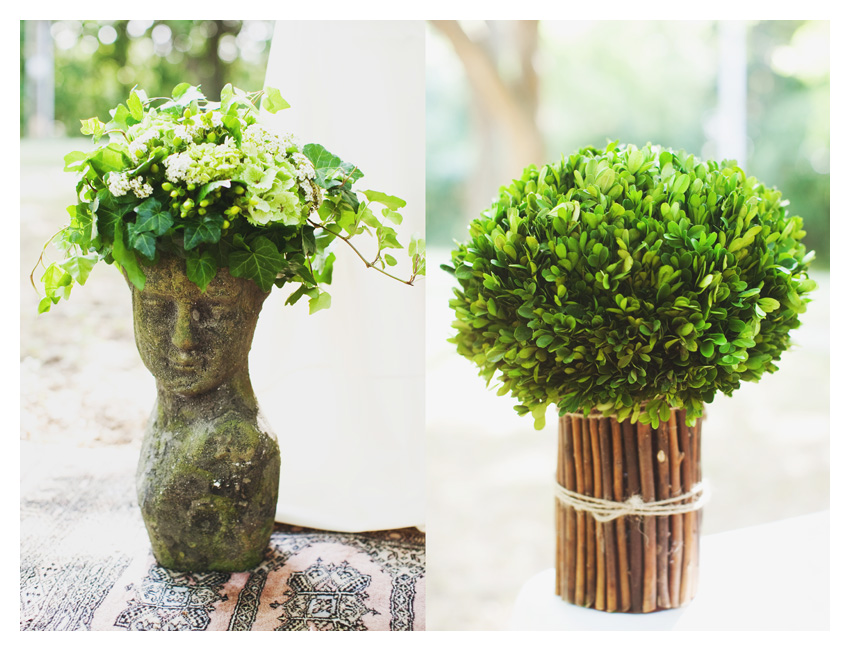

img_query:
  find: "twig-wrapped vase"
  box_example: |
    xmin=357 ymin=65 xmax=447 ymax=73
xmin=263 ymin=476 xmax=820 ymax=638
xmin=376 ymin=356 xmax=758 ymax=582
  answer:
xmin=555 ymin=408 xmax=703 ymax=612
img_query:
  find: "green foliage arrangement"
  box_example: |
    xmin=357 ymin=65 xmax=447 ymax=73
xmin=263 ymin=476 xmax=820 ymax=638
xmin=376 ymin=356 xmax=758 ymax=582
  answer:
xmin=34 ymin=84 xmax=425 ymax=313
xmin=444 ymin=142 xmax=815 ymax=430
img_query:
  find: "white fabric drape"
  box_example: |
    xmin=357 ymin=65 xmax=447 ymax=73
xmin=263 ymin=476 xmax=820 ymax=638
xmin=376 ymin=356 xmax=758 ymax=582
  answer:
xmin=251 ymin=21 xmax=426 ymax=532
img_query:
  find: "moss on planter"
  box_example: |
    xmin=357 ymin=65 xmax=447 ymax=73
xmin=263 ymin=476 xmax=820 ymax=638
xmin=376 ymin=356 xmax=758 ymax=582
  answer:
xmin=137 ymin=412 xmax=280 ymax=572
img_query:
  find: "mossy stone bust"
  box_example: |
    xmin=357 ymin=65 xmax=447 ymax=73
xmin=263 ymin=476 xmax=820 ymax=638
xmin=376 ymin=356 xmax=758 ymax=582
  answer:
xmin=445 ymin=142 xmax=816 ymax=429
xmin=132 ymin=255 xmax=279 ymax=571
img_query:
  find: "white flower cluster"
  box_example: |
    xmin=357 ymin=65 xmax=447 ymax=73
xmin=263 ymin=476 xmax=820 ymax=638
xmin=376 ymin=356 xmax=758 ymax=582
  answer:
xmin=172 ymin=115 xmax=206 ymax=144
xmin=107 ymin=172 xmax=153 ymax=199
xmin=107 ymin=172 xmax=131 ymax=197
xmin=279 ymin=131 xmax=298 ymax=151
xmin=129 ymin=176 xmax=154 ymax=198
xmin=163 ymin=143 xmax=241 ymax=186
xmin=165 ymin=152 xmax=192 ymax=184
xmin=243 ymin=123 xmax=296 ymax=159
xmin=290 ymin=152 xmax=320 ymax=204
xmin=290 ymin=152 xmax=315 ymax=180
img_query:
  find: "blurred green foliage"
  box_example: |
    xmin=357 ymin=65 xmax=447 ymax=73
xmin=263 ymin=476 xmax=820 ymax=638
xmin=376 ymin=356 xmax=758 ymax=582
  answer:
xmin=427 ymin=21 xmax=829 ymax=267
xmin=747 ymin=21 xmax=829 ymax=267
xmin=21 ymin=20 xmax=274 ymax=136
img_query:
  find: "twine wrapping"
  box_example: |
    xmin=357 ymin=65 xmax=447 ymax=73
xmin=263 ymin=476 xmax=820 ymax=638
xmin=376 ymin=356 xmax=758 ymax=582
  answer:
xmin=554 ymin=479 xmax=709 ymax=523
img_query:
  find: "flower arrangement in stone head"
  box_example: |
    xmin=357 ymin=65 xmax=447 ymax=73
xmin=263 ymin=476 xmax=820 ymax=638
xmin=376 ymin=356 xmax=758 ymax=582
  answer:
xmin=33 ymin=83 xmax=425 ymax=313
xmin=444 ymin=142 xmax=816 ymax=430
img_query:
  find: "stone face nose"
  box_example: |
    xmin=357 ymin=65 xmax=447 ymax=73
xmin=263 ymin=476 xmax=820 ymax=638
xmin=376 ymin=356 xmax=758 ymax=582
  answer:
xmin=171 ymin=302 xmax=197 ymax=350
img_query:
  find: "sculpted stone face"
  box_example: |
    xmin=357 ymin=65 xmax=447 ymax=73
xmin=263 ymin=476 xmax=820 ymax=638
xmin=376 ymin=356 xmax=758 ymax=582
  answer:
xmin=131 ymin=257 xmax=268 ymax=397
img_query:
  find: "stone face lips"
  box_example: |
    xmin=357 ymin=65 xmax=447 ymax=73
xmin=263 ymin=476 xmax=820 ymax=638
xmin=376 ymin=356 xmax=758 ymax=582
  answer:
xmin=137 ymin=414 xmax=281 ymax=572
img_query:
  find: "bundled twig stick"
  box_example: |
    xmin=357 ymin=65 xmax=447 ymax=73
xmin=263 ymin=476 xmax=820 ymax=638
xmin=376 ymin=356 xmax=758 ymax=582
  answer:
xmin=555 ymin=408 xmax=705 ymax=613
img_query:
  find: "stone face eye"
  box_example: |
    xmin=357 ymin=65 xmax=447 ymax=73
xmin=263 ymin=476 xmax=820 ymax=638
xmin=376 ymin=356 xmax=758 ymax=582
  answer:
xmin=140 ymin=294 xmax=174 ymax=319
xmin=195 ymin=301 xmax=238 ymax=329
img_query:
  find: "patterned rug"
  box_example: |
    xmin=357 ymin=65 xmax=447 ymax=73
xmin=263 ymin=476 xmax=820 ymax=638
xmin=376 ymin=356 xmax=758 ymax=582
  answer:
xmin=20 ymin=442 xmax=425 ymax=631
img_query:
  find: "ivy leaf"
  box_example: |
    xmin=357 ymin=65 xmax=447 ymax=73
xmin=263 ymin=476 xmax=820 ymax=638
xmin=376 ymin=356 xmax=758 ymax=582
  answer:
xmin=64 ymin=150 xmax=88 ymax=172
xmin=106 ymin=103 xmax=133 ymax=131
xmin=186 ymin=250 xmax=218 ymax=292
xmin=88 ymin=145 xmax=131 ymax=178
xmin=228 ymin=236 xmax=285 ymax=292
xmin=314 ymin=252 xmax=336 ymax=284
xmin=408 ymin=234 xmax=426 ymax=257
xmin=302 ymin=143 xmax=364 ymax=189
xmin=58 ymin=253 xmax=98 ymax=285
xmin=170 ymin=83 xmax=205 ymax=106
xmin=111 ymin=222 xmax=145 ymax=290
xmin=261 ymin=87 xmax=290 ymax=113
xmin=134 ymin=197 xmax=174 ymax=235
xmin=94 ymin=192 xmax=134 ymax=242
xmin=382 ymin=208 xmax=404 ymax=225
xmin=127 ymin=89 xmax=144 ymax=121
xmin=219 ymin=83 xmax=234 ymax=111
xmin=183 ymin=214 xmax=224 ymax=250
xmin=308 ymin=291 xmax=332 ymax=314
xmin=171 ymin=82 xmax=191 ymax=99
xmin=284 ymin=285 xmax=316 ymax=306
xmin=127 ymin=225 xmax=156 ymax=260
xmin=363 ymin=190 xmax=406 ymax=210
xmin=377 ymin=226 xmax=403 ymax=249
xmin=80 ymin=117 xmax=106 ymax=139
xmin=41 ymin=262 xmax=73 ymax=299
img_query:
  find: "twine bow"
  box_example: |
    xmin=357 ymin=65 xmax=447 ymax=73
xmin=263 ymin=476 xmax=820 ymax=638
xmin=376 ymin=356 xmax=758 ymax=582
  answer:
xmin=553 ymin=480 xmax=709 ymax=522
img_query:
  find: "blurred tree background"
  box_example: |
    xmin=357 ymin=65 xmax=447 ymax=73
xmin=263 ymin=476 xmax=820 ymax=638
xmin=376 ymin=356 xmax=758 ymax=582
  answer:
xmin=427 ymin=20 xmax=829 ymax=267
xmin=20 ymin=20 xmax=274 ymax=137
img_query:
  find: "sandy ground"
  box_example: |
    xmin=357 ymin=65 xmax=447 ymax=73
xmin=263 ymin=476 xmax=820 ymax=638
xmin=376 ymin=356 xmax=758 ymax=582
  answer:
xmin=20 ymin=139 xmax=829 ymax=631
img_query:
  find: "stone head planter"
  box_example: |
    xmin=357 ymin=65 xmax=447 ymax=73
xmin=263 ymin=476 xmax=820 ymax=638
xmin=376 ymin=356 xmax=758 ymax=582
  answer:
xmin=131 ymin=255 xmax=280 ymax=572
xmin=446 ymin=143 xmax=816 ymax=613
xmin=36 ymin=83 xmax=422 ymax=574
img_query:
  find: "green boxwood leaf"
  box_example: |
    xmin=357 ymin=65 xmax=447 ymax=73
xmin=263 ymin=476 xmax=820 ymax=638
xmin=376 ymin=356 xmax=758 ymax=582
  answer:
xmin=536 ymin=334 xmax=554 ymax=348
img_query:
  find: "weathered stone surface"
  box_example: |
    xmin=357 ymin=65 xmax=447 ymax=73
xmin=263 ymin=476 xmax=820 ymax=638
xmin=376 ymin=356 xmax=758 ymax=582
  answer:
xmin=136 ymin=410 xmax=280 ymax=571
xmin=130 ymin=255 xmax=280 ymax=571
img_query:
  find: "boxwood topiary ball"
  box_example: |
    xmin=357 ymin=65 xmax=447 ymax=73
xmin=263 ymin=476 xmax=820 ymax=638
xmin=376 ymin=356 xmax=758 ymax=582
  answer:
xmin=444 ymin=143 xmax=816 ymax=429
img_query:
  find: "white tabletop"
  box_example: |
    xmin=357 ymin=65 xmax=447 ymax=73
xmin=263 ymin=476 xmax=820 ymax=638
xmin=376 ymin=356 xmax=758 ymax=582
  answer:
xmin=510 ymin=510 xmax=829 ymax=631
